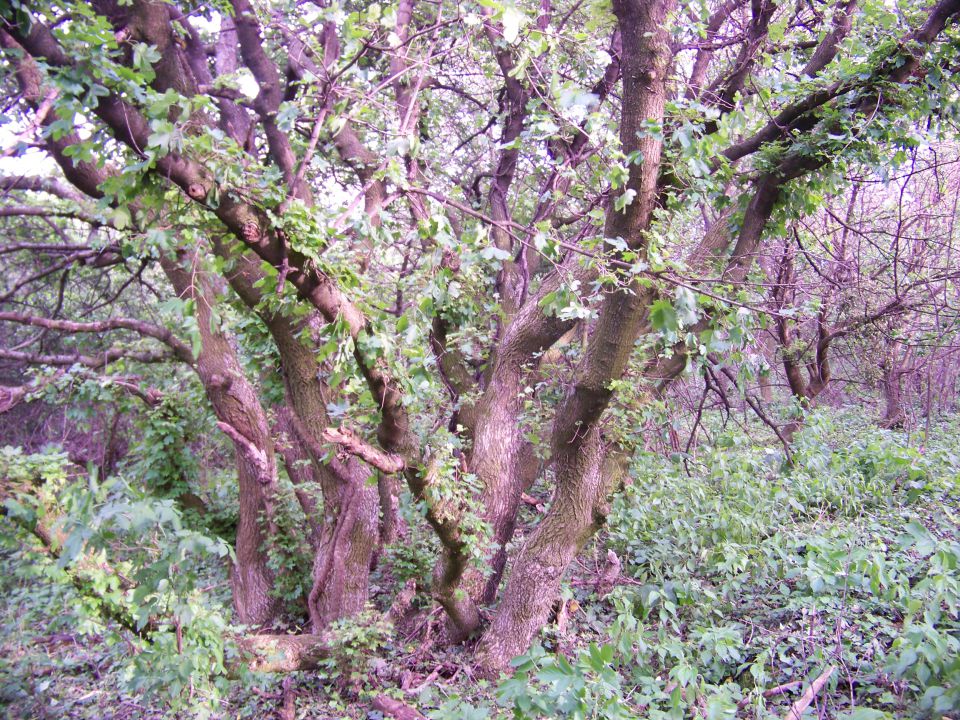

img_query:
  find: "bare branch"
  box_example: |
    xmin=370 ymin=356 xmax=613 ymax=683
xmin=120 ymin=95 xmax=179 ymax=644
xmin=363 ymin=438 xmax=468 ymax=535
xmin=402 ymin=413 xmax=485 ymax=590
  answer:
xmin=0 ymin=311 xmax=194 ymax=362
xmin=322 ymin=426 xmax=405 ymax=474
xmin=0 ymin=173 xmax=86 ymax=201
xmin=0 ymin=346 xmax=174 ymax=368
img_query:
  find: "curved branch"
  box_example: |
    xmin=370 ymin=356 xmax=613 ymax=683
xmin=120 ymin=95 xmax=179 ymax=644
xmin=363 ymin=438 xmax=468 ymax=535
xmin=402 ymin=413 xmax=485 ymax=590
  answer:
xmin=322 ymin=426 xmax=405 ymax=474
xmin=0 ymin=174 xmax=85 ymax=201
xmin=0 ymin=346 xmax=173 ymax=368
xmin=0 ymin=204 xmax=102 ymax=224
xmin=0 ymin=312 xmax=194 ymax=363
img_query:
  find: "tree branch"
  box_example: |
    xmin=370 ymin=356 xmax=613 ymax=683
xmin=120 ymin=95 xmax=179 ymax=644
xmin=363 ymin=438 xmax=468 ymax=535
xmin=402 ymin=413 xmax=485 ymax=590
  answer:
xmin=0 ymin=346 xmax=173 ymax=368
xmin=0 ymin=312 xmax=194 ymax=363
xmin=322 ymin=426 xmax=405 ymax=474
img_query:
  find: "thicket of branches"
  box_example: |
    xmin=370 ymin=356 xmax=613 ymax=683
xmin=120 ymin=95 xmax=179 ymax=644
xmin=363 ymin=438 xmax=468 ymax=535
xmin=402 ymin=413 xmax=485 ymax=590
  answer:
xmin=0 ymin=0 xmax=959 ymax=706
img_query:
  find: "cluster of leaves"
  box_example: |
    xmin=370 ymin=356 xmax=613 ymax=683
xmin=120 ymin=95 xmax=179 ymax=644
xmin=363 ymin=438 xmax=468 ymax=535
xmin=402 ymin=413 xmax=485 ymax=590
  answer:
xmin=262 ymin=473 xmax=316 ymax=611
xmin=319 ymin=606 xmax=394 ymax=693
xmin=0 ymin=447 xmax=236 ymax=718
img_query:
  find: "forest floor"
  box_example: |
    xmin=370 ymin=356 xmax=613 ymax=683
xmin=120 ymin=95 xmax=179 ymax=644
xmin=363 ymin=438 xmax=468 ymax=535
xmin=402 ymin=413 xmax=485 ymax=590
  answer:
xmin=1 ymin=410 xmax=959 ymax=719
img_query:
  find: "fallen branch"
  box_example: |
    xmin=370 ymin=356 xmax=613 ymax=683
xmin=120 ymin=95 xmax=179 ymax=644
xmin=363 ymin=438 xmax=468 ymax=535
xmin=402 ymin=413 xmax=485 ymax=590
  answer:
xmin=784 ymin=665 xmax=836 ymax=720
xmin=594 ymin=548 xmax=621 ymax=598
xmin=736 ymin=680 xmax=804 ymax=709
xmin=0 ymin=499 xmax=155 ymax=637
xmin=404 ymin=664 xmax=442 ymax=695
xmin=236 ymin=634 xmax=332 ymax=673
xmin=520 ymin=491 xmax=544 ymax=510
xmin=371 ymin=695 xmax=427 ymax=720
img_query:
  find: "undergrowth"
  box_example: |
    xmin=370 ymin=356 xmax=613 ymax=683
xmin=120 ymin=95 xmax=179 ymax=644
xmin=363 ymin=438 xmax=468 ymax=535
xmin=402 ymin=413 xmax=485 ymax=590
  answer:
xmin=0 ymin=409 xmax=957 ymax=719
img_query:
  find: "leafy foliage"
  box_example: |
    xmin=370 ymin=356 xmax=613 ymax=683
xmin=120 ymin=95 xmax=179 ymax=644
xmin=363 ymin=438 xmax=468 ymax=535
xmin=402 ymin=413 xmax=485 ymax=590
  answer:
xmin=495 ymin=412 xmax=960 ymax=719
xmin=0 ymin=447 xmax=235 ymax=718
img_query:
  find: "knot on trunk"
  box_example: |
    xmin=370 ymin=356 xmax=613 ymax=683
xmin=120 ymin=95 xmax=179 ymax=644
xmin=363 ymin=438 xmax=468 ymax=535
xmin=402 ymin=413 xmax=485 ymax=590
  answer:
xmin=187 ymin=182 xmax=208 ymax=201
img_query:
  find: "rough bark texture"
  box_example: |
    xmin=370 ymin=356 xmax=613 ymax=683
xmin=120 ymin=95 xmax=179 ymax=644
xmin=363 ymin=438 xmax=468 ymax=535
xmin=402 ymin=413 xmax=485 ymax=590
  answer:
xmin=3 ymin=18 xmax=286 ymax=624
xmin=882 ymin=368 xmax=905 ymax=428
xmin=881 ymin=352 xmax=908 ymax=429
xmin=237 ymin=634 xmax=332 ymax=673
xmin=474 ymin=0 xmax=676 ymax=673
xmin=161 ymin=257 xmax=281 ymax=625
xmin=268 ymin=324 xmax=378 ymax=631
xmin=474 ymin=433 xmax=625 ymax=670
xmin=451 ymin=266 xmax=585 ymax=618
xmin=463 ymin=358 xmax=541 ymax=607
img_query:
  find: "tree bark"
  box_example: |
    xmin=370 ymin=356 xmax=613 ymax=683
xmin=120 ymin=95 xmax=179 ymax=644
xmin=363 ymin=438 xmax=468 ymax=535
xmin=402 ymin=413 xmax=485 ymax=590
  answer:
xmin=474 ymin=434 xmax=627 ymax=671
xmin=161 ymin=255 xmax=280 ymax=625
xmin=474 ymin=0 xmax=675 ymax=672
xmin=881 ymin=360 xmax=906 ymax=429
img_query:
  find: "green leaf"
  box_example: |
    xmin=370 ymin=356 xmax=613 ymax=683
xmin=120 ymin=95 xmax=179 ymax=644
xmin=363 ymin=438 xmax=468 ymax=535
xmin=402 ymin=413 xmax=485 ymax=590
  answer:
xmin=614 ymin=189 xmax=636 ymax=212
xmin=649 ymin=299 xmax=679 ymax=335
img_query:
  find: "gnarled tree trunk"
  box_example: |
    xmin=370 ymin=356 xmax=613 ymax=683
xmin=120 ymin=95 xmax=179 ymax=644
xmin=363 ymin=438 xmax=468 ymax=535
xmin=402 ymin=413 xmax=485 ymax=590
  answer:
xmin=474 ymin=433 xmax=628 ymax=670
xmin=881 ymin=360 xmax=906 ymax=429
xmin=217 ymin=242 xmax=380 ymax=630
xmin=161 ymin=255 xmax=280 ymax=625
xmin=474 ymin=0 xmax=675 ymax=672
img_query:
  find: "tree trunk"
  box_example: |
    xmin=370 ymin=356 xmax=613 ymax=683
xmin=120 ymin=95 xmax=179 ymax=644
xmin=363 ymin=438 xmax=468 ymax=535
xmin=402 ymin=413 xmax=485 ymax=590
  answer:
xmin=161 ymin=255 xmax=280 ymax=625
xmin=462 ymin=367 xmax=540 ymax=609
xmin=378 ymin=472 xmax=403 ymax=546
xmin=271 ymin=320 xmax=380 ymax=633
xmin=474 ymin=431 xmax=625 ymax=671
xmin=882 ymin=363 xmax=905 ymax=429
xmin=273 ymin=409 xmax=323 ymax=548
xmin=427 ymin=268 xmax=580 ymax=641
xmin=307 ymin=474 xmax=379 ymax=627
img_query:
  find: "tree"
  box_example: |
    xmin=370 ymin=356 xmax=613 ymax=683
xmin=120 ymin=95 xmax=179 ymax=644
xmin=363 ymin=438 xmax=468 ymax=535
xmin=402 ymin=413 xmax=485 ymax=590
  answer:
xmin=1 ymin=0 xmax=959 ymax=675
xmin=763 ymin=149 xmax=960 ymax=437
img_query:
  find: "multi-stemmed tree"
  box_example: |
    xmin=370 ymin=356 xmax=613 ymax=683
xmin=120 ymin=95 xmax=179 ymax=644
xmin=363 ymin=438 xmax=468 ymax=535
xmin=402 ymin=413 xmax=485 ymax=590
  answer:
xmin=2 ymin=0 xmax=959 ymax=673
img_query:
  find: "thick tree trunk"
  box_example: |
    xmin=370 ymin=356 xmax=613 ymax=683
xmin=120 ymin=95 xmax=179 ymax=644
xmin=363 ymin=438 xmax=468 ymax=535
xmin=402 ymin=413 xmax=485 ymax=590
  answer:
xmin=308 ymin=476 xmax=379 ymax=627
xmin=474 ymin=432 xmax=624 ymax=671
xmin=461 ymin=368 xmax=540 ymax=609
xmin=3 ymin=17 xmax=282 ymax=625
xmin=426 ymin=268 xmax=581 ymax=641
xmin=229 ymin=455 xmax=280 ymax=625
xmin=161 ymin=256 xmax=280 ymax=625
xmin=271 ymin=324 xmax=380 ymax=633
